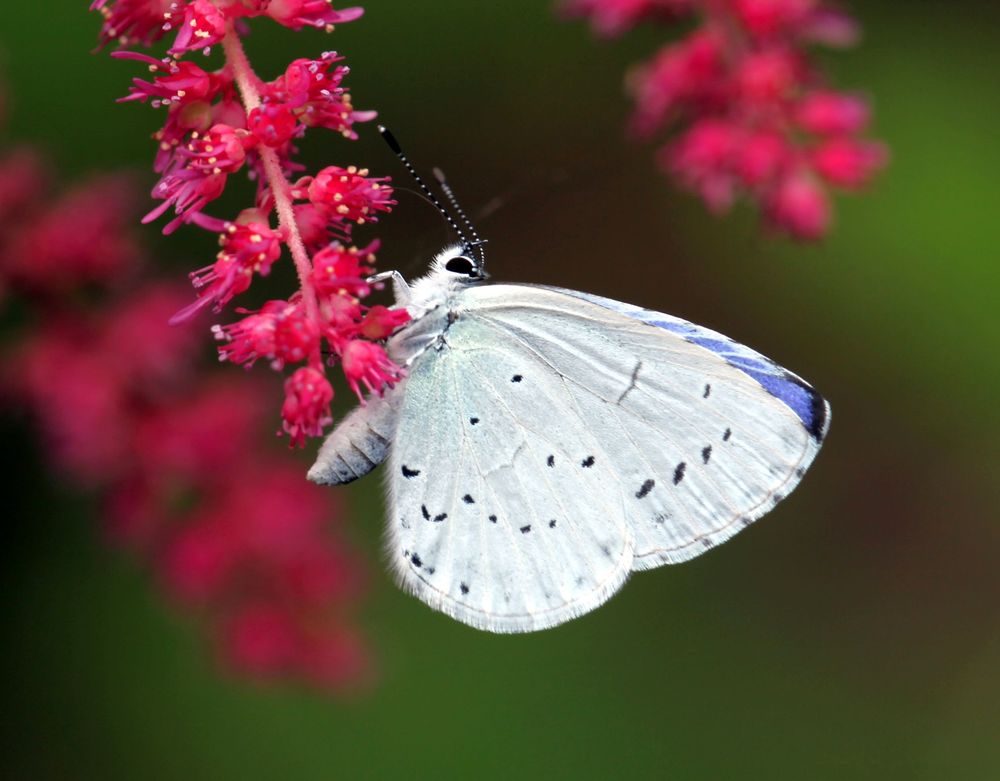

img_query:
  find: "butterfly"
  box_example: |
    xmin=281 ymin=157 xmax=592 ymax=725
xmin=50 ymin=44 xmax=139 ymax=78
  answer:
xmin=308 ymin=127 xmax=829 ymax=633
xmin=308 ymin=242 xmax=830 ymax=633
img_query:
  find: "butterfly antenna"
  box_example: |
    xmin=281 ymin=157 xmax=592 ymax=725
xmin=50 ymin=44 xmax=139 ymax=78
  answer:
xmin=378 ymin=126 xmax=473 ymax=256
xmin=433 ymin=166 xmax=487 ymax=266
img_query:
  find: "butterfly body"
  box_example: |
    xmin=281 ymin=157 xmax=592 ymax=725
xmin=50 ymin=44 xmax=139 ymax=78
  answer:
xmin=310 ymin=245 xmax=830 ymax=633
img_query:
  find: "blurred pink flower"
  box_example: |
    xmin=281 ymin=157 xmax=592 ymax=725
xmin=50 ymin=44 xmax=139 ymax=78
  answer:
xmin=564 ymin=0 xmax=887 ymax=239
xmin=1 ymin=120 xmax=371 ymax=693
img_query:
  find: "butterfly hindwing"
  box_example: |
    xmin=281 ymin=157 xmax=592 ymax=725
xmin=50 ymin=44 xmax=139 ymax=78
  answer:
xmin=387 ymin=315 xmax=634 ymax=633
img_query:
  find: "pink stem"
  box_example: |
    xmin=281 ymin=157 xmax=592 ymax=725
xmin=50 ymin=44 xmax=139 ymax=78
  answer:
xmin=221 ymin=27 xmax=322 ymax=345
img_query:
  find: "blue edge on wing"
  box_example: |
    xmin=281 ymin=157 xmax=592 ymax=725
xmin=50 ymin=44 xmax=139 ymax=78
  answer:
xmin=556 ymin=289 xmax=828 ymax=443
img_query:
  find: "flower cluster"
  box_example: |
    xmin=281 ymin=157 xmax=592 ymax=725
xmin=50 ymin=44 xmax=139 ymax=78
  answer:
xmin=93 ymin=1 xmax=405 ymax=444
xmin=563 ymin=0 xmax=887 ymax=239
xmin=0 ymin=134 xmax=370 ymax=691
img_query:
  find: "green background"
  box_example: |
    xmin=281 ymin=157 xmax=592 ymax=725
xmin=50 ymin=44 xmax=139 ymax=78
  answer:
xmin=3 ymin=1 xmax=999 ymax=778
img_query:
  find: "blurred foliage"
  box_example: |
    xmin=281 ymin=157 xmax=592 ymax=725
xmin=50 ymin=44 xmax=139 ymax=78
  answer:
xmin=2 ymin=1 xmax=999 ymax=779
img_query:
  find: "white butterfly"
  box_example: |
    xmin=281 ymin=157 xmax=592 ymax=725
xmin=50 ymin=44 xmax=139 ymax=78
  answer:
xmin=308 ymin=244 xmax=830 ymax=633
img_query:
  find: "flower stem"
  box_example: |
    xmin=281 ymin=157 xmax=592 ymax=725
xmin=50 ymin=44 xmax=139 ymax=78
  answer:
xmin=221 ymin=27 xmax=321 ymax=340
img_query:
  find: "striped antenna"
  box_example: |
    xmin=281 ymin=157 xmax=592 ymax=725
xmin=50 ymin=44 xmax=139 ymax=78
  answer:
xmin=433 ymin=166 xmax=487 ymax=265
xmin=378 ymin=126 xmax=473 ymax=255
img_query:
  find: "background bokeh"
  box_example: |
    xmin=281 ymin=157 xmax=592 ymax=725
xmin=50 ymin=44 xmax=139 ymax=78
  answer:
xmin=3 ymin=1 xmax=999 ymax=778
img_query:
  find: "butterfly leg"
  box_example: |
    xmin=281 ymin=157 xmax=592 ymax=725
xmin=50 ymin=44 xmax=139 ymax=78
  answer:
xmin=367 ymin=270 xmax=412 ymax=308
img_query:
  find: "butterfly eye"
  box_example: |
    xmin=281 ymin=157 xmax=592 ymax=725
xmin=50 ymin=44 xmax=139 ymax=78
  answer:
xmin=445 ymin=256 xmax=476 ymax=276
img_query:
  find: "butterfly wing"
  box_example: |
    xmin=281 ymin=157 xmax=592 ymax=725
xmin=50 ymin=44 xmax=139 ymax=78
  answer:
xmin=386 ymin=312 xmax=634 ymax=633
xmin=460 ymin=284 xmax=829 ymax=573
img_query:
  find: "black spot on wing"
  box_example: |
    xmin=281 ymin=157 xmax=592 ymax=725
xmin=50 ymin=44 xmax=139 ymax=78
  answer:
xmin=469 ymin=417 xmax=479 ymax=425
xmin=402 ymin=465 xmax=420 ymax=478
xmin=410 ymin=552 xmax=423 ymax=568
xmin=462 ymin=494 xmax=475 ymax=504
xmin=547 ymin=455 xmax=555 ymax=467
xmin=520 ymin=525 xmax=532 ymax=534
xmin=489 ymin=514 xmax=497 ymax=523
xmin=511 ymin=374 xmax=523 ymax=383
xmin=673 ymin=462 xmax=686 ymax=485
xmin=460 ymin=582 xmax=469 ymax=595
xmin=703 ymin=383 xmax=711 ymax=398
xmin=421 ymin=504 xmax=430 ymax=520
xmin=636 ymin=479 xmax=655 ymax=499
xmin=581 ymin=456 xmax=595 ymax=468
xmin=795 ymin=467 xmax=806 ymax=478
xmin=548 ymin=519 xmax=557 ymax=528
xmin=702 ymin=445 xmax=712 ymax=464
xmin=723 ymin=428 xmax=732 ymax=442
xmin=433 ymin=512 xmax=448 ymax=522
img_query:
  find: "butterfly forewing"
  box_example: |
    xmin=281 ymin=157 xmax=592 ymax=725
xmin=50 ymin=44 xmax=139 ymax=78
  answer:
xmin=461 ymin=284 xmax=827 ymax=571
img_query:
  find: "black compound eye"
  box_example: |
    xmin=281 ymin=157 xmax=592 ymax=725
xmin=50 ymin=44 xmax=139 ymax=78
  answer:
xmin=445 ymin=256 xmax=476 ymax=276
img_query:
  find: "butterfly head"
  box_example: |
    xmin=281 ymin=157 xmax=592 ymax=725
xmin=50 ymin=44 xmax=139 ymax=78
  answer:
xmin=441 ymin=246 xmax=487 ymax=282
xmin=433 ymin=244 xmax=488 ymax=284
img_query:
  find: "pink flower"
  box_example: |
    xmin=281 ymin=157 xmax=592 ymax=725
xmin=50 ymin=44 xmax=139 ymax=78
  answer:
xmin=567 ymin=0 xmax=886 ymax=239
xmin=562 ymin=0 xmax=693 ymax=37
xmin=0 ymin=147 xmax=49 ymax=224
xmin=213 ymin=303 xmax=281 ymax=367
xmin=811 ymin=136 xmax=887 ymax=187
xmin=262 ymin=54 xmax=376 ymax=139
xmin=100 ymin=284 xmax=198 ymax=387
xmin=144 ymin=166 xmax=229 ymax=233
xmin=264 ymin=1 xmax=365 ymax=32
xmin=307 ymin=165 xmax=395 ymax=225
xmin=94 ymin=0 xmax=397 ymax=448
xmin=4 ymin=174 xmax=141 ymax=292
xmin=281 ymin=365 xmax=334 ymax=447
xmin=2 ymin=102 xmax=372 ymax=691
xmin=168 ymin=0 xmax=228 ymax=54
xmin=248 ymin=103 xmax=299 ymax=147
xmin=173 ymin=216 xmax=283 ymax=322
xmin=311 ymin=241 xmax=375 ymax=298
xmin=664 ymin=119 xmax=740 ymax=212
xmin=796 ymin=89 xmax=870 ymax=134
xmin=767 ymin=171 xmax=830 ymax=239
xmin=7 ymin=327 xmax=131 ymax=483
xmin=133 ymin=379 xmax=266 ymax=479
xmin=272 ymin=298 xmax=321 ymax=367
xmin=735 ymin=49 xmax=802 ymax=103
xmin=732 ymin=0 xmax=814 ymax=37
xmin=214 ymin=297 xmax=321 ymax=370
xmin=736 ymin=130 xmax=791 ymax=186
xmin=340 ymin=339 xmax=404 ymax=402
xmin=182 ymin=124 xmax=255 ymax=175
xmin=360 ymin=305 xmax=410 ymax=341
xmin=115 ymin=53 xmax=218 ymax=107
xmin=628 ymin=30 xmax=724 ymax=136
xmin=162 ymin=519 xmax=237 ymax=603
xmin=91 ymin=0 xmax=173 ymax=48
